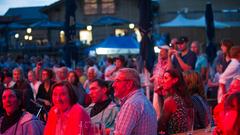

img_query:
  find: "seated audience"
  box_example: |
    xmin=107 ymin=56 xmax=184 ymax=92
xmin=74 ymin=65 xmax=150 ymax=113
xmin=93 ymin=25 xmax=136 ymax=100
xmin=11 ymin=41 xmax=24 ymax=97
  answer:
xmin=112 ymin=68 xmax=157 ymax=135
xmin=44 ymin=81 xmax=91 ymax=135
xmin=86 ymin=79 xmax=119 ymax=128
xmin=0 ymin=88 xmax=44 ymax=135
xmin=213 ymin=75 xmax=240 ymax=135
xmin=27 ymin=70 xmax=41 ymax=100
xmin=183 ymin=70 xmax=211 ymax=129
xmin=67 ymin=71 xmax=86 ymax=106
xmin=157 ymin=69 xmax=192 ymax=134
xmin=36 ymin=68 xmax=55 ymax=111
xmin=12 ymin=67 xmax=35 ymax=114
xmin=222 ymin=92 xmax=240 ymax=135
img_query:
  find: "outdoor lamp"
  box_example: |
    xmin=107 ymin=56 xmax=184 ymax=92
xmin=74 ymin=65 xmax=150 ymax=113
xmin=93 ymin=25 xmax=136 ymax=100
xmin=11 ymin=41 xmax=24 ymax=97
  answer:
xmin=129 ymin=23 xmax=135 ymax=29
xmin=87 ymin=25 xmax=92 ymax=31
xmin=15 ymin=33 xmax=19 ymax=39
xmin=24 ymin=35 xmax=29 ymax=40
xmin=27 ymin=28 xmax=32 ymax=34
xmin=29 ymin=36 xmax=33 ymax=41
xmin=60 ymin=30 xmax=65 ymax=34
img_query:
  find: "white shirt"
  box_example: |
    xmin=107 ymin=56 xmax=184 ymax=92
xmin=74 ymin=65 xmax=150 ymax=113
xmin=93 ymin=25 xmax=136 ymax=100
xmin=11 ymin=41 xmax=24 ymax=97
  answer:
xmin=30 ymin=81 xmax=41 ymax=100
xmin=104 ymin=64 xmax=116 ymax=81
xmin=219 ymin=58 xmax=240 ymax=91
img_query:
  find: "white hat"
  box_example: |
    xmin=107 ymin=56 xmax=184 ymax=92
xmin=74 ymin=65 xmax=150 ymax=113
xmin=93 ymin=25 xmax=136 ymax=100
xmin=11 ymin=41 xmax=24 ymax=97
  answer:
xmin=158 ymin=45 xmax=170 ymax=50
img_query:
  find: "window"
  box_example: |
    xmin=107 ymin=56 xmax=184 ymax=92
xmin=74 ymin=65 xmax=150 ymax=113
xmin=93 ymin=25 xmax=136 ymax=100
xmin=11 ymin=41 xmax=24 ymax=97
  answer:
xmin=115 ymin=29 xmax=125 ymax=36
xmin=84 ymin=0 xmax=98 ymax=15
xmin=60 ymin=30 xmax=65 ymax=44
xmin=79 ymin=30 xmax=92 ymax=45
xmin=101 ymin=0 xmax=115 ymax=14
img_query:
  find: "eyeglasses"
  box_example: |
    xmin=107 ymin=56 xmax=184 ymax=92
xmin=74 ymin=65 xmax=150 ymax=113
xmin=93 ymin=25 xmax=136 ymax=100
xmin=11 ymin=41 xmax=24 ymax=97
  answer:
xmin=114 ymin=79 xmax=129 ymax=83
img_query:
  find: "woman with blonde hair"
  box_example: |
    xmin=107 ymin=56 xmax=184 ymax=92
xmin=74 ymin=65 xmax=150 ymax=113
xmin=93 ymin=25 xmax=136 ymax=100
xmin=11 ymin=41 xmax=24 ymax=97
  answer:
xmin=183 ymin=70 xmax=211 ymax=129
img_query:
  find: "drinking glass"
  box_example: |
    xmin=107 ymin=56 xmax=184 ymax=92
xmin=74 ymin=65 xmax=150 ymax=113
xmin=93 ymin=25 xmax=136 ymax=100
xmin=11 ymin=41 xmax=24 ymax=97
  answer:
xmin=93 ymin=122 xmax=106 ymax=135
xmin=205 ymin=106 xmax=213 ymax=132
xmin=79 ymin=121 xmax=93 ymax=135
xmin=186 ymin=108 xmax=194 ymax=135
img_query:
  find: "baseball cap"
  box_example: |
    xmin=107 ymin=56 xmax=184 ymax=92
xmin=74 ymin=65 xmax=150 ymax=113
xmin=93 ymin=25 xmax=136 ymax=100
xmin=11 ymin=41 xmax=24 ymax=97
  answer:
xmin=176 ymin=36 xmax=189 ymax=44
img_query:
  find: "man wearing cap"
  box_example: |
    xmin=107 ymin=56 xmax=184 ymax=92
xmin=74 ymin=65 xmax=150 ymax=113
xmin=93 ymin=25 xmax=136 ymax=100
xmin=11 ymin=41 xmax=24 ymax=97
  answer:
xmin=168 ymin=36 xmax=197 ymax=72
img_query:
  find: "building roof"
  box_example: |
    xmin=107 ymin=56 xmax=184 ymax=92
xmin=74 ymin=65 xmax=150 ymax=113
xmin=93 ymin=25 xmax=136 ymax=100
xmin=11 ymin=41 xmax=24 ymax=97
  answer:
xmin=4 ymin=6 xmax=47 ymax=24
xmin=41 ymin=0 xmax=64 ymax=13
xmin=0 ymin=16 xmax=19 ymax=24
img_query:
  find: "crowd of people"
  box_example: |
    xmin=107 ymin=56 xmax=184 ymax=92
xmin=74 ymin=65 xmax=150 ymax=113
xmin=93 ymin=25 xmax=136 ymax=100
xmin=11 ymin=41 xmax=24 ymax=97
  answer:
xmin=0 ymin=36 xmax=239 ymax=135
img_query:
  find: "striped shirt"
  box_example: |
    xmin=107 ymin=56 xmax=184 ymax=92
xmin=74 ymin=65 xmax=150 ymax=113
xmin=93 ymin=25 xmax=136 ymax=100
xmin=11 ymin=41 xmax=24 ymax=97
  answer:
xmin=114 ymin=89 xmax=157 ymax=135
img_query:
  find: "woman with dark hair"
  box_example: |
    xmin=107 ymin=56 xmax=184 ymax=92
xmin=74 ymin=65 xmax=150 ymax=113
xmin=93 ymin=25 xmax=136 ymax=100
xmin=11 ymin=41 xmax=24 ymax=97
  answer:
xmin=218 ymin=39 xmax=233 ymax=72
xmin=44 ymin=81 xmax=91 ymax=135
xmin=0 ymin=88 xmax=44 ymax=135
xmin=36 ymin=68 xmax=55 ymax=111
xmin=157 ymin=68 xmax=192 ymax=134
xmin=67 ymin=71 xmax=86 ymax=106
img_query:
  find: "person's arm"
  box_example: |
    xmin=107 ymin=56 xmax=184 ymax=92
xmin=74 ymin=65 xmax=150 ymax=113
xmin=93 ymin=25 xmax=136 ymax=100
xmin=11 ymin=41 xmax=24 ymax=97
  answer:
xmin=167 ymin=49 xmax=175 ymax=70
xmin=105 ymin=66 xmax=117 ymax=78
xmin=22 ymin=114 xmax=45 ymax=135
xmin=208 ymin=79 xmax=219 ymax=87
xmin=158 ymin=97 xmax=176 ymax=133
xmin=219 ymin=83 xmax=226 ymax=95
xmin=174 ymin=53 xmax=192 ymax=71
xmin=200 ymin=56 xmax=209 ymax=83
xmin=219 ymin=60 xmax=240 ymax=92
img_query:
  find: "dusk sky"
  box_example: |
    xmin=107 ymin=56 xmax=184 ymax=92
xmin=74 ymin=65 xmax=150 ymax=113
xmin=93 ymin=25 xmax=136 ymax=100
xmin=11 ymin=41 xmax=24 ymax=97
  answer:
xmin=0 ymin=0 xmax=59 ymax=15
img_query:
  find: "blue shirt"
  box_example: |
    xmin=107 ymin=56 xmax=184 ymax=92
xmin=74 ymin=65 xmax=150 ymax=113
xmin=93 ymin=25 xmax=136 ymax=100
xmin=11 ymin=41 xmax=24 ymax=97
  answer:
xmin=173 ymin=50 xmax=197 ymax=72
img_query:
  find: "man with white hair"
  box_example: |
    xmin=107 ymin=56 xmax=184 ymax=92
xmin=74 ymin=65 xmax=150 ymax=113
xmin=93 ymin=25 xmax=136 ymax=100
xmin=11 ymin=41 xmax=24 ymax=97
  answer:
xmin=112 ymin=68 xmax=157 ymax=135
xmin=83 ymin=66 xmax=99 ymax=93
xmin=56 ymin=66 xmax=68 ymax=81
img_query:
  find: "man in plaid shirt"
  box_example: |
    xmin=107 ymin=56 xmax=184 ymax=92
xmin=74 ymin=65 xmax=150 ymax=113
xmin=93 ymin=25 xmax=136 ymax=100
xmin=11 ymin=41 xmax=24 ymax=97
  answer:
xmin=112 ymin=68 xmax=157 ymax=135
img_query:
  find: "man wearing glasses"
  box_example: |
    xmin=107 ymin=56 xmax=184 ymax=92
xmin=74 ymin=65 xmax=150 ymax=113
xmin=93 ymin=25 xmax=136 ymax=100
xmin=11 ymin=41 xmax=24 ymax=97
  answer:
xmin=112 ymin=68 xmax=157 ymax=135
xmin=168 ymin=36 xmax=197 ymax=72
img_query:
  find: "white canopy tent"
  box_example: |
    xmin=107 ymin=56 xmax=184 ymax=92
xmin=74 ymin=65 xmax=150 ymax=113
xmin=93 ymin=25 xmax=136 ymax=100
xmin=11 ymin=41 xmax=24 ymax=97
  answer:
xmin=157 ymin=14 xmax=230 ymax=28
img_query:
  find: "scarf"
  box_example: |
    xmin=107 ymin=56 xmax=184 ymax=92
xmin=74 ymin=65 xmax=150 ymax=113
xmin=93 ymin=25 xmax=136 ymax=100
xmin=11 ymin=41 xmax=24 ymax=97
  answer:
xmin=0 ymin=109 xmax=23 ymax=133
xmin=90 ymin=98 xmax=111 ymax=117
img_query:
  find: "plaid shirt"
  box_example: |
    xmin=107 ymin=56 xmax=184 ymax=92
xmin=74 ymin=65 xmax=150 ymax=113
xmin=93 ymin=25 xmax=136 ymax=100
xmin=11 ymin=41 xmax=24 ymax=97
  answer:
xmin=114 ymin=89 xmax=157 ymax=135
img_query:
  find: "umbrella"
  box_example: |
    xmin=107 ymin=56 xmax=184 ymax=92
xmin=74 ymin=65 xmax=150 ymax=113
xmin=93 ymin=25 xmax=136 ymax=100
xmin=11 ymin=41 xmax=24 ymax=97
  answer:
xmin=205 ymin=2 xmax=217 ymax=64
xmin=138 ymin=0 xmax=155 ymax=73
xmin=30 ymin=20 xmax=64 ymax=29
xmin=205 ymin=2 xmax=215 ymax=42
xmin=64 ymin=0 xmax=77 ymax=67
xmin=89 ymin=35 xmax=139 ymax=55
xmin=92 ymin=16 xmax=130 ymax=26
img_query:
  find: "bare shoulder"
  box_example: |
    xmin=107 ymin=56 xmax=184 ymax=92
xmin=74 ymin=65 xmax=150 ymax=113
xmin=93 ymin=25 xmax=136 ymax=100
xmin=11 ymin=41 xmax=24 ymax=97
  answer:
xmin=164 ymin=96 xmax=177 ymax=112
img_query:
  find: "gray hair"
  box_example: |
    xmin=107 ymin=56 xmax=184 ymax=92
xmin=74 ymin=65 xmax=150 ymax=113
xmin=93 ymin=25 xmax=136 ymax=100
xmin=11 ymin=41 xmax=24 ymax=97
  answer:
xmin=118 ymin=68 xmax=141 ymax=88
